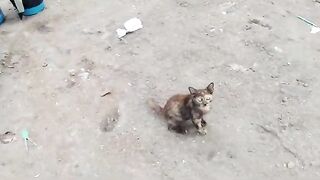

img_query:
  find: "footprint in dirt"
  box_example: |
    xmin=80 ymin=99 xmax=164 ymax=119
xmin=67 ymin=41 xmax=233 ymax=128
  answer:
xmin=100 ymin=110 xmax=120 ymax=132
xmin=35 ymin=21 xmax=53 ymax=34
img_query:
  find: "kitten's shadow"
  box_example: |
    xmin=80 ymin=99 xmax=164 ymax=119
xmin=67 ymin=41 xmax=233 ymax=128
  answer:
xmin=174 ymin=121 xmax=201 ymax=136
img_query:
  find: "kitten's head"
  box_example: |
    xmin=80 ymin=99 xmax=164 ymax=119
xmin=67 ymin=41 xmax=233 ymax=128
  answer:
xmin=188 ymin=82 xmax=214 ymax=113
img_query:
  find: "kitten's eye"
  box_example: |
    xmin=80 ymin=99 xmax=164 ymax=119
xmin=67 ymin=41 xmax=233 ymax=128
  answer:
xmin=197 ymin=97 xmax=203 ymax=102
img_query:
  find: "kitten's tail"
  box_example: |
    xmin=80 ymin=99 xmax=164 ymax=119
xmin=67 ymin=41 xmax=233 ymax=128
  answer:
xmin=147 ymin=98 xmax=164 ymax=116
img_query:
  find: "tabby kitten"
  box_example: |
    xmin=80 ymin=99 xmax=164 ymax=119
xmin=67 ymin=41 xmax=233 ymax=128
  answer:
xmin=149 ymin=82 xmax=214 ymax=135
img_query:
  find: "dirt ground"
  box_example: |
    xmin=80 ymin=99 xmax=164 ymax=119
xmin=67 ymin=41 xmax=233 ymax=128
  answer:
xmin=1 ymin=0 xmax=320 ymax=179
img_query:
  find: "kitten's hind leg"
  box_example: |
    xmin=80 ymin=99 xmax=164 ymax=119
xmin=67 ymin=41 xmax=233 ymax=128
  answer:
xmin=168 ymin=120 xmax=186 ymax=134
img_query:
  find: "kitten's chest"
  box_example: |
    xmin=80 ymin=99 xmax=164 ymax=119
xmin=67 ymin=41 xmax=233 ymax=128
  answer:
xmin=179 ymin=106 xmax=192 ymax=120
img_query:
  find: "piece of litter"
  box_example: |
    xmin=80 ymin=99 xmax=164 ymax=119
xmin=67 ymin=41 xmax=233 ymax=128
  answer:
xmin=297 ymin=16 xmax=320 ymax=34
xmin=21 ymin=129 xmax=29 ymax=140
xmin=34 ymin=173 xmax=40 ymax=178
xmin=124 ymin=17 xmax=143 ymax=32
xmin=116 ymin=28 xmax=127 ymax=38
xmin=0 ymin=131 xmax=16 ymax=144
xmin=101 ymin=91 xmax=111 ymax=97
xmin=310 ymin=26 xmax=320 ymax=34
xmin=297 ymin=16 xmax=317 ymax=27
xmin=21 ymin=129 xmax=37 ymax=152
xmin=116 ymin=17 xmax=143 ymax=38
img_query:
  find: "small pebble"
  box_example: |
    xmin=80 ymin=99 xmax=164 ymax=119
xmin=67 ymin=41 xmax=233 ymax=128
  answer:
xmin=68 ymin=69 xmax=76 ymax=76
xmin=0 ymin=131 xmax=16 ymax=144
xmin=286 ymin=161 xmax=295 ymax=169
xmin=281 ymin=97 xmax=288 ymax=103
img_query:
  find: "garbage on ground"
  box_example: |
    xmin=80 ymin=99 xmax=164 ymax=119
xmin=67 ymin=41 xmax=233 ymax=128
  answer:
xmin=21 ymin=129 xmax=37 ymax=152
xmin=0 ymin=131 xmax=16 ymax=144
xmin=9 ymin=0 xmax=45 ymax=20
xmin=116 ymin=17 xmax=143 ymax=38
xmin=297 ymin=16 xmax=320 ymax=34
xmin=101 ymin=91 xmax=111 ymax=97
xmin=116 ymin=29 xmax=127 ymax=38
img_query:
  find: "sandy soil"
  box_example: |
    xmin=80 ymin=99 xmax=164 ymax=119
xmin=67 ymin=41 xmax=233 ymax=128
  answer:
xmin=1 ymin=0 xmax=320 ymax=179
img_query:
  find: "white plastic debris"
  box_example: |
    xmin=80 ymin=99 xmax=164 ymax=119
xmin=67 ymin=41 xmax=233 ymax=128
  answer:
xmin=116 ymin=17 xmax=143 ymax=38
xmin=297 ymin=16 xmax=320 ymax=34
xmin=116 ymin=29 xmax=127 ymax=38
xmin=310 ymin=26 xmax=320 ymax=34
xmin=124 ymin=18 xmax=143 ymax=32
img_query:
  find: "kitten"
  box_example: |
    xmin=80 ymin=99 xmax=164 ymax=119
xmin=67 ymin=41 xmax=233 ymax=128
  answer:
xmin=149 ymin=82 xmax=214 ymax=135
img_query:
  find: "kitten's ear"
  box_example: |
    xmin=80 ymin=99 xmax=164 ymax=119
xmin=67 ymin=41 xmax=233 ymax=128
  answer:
xmin=206 ymin=82 xmax=215 ymax=94
xmin=188 ymin=87 xmax=198 ymax=94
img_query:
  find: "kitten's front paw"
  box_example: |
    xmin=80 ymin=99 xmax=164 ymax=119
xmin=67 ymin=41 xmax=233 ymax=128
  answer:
xmin=198 ymin=128 xmax=207 ymax=136
xmin=201 ymin=120 xmax=207 ymax=127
